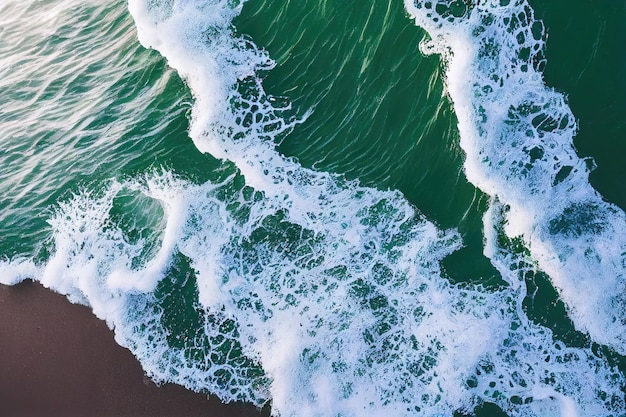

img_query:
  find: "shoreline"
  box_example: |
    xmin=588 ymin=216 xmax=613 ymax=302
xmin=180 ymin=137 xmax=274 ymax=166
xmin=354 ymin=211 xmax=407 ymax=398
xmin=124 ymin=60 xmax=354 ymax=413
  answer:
xmin=0 ymin=281 xmax=267 ymax=417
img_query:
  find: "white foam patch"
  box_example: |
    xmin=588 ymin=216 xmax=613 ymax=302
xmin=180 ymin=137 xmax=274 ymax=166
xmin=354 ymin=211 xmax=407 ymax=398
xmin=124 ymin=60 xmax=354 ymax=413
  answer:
xmin=11 ymin=168 xmax=621 ymax=416
xmin=2 ymin=0 xmax=625 ymax=416
xmin=0 ymin=258 xmax=41 ymax=286
xmin=403 ymin=0 xmax=626 ymax=355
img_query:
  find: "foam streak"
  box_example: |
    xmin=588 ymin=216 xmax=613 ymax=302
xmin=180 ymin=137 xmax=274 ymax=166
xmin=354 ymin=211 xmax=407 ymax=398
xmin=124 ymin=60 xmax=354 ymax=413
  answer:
xmin=403 ymin=0 xmax=626 ymax=355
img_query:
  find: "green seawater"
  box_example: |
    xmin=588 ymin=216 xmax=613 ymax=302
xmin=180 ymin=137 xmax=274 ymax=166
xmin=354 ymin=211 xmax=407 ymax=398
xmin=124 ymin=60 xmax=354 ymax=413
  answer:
xmin=1 ymin=0 xmax=626 ymax=415
xmin=531 ymin=0 xmax=626 ymax=211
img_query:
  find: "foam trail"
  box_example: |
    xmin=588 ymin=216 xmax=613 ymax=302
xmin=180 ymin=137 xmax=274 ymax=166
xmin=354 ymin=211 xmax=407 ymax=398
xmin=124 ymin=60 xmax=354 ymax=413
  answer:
xmin=2 ymin=0 xmax=626 ymax=416
xmin=403 ymin=0 xmax=626 ymax=355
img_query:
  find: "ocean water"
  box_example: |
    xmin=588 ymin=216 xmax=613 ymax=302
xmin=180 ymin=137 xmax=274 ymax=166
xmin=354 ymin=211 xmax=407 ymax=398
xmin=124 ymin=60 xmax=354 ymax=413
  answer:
xmin=1 ymin=0 xmax=626 ymax=416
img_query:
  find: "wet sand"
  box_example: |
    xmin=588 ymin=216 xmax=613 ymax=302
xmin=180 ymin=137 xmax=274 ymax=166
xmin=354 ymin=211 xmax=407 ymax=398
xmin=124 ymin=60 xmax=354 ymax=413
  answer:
xmin=0 ymin=281 xmax=268 ymax=417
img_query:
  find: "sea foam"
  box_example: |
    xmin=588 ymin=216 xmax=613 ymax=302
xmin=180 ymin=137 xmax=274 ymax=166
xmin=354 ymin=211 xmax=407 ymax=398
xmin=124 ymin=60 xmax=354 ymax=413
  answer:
xmin=2 ymin=0 xmax=626 ymax=416
xmin=403 ymin=0 xmax=626 ymax=355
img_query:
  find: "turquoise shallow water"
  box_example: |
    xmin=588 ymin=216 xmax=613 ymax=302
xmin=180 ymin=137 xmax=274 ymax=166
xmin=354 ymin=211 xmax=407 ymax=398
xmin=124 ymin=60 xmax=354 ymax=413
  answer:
xmin=1 ymin=0 xmax=626 ymax=416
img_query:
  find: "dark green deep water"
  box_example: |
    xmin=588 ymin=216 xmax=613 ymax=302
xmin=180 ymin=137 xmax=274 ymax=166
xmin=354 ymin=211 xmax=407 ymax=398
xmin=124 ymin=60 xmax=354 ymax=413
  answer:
xmin=1 ymin=0 xmax=626 ymax=415
xmin=533 ymin=0 xmax=626 ymax=212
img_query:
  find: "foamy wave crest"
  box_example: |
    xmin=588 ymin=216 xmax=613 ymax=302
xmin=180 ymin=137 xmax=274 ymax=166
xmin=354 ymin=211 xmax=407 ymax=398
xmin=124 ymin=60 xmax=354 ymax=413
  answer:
xmin=11 ymin=169 xmax=623 ymax=416
xmin=403 ymin=0 xmax=626 ymax=355
xmin=3 ymin=0 xmax=625 ymax=415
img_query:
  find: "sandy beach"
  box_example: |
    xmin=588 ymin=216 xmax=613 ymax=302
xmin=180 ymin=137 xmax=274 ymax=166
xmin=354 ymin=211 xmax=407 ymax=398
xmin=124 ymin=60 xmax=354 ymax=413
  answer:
xmin=0 ymin=281 xmax=268 ymax=417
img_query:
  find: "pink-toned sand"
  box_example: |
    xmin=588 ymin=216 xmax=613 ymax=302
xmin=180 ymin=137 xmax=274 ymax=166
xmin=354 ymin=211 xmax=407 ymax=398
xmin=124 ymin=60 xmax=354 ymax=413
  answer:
xmin=0 ymin=281 xmax=267 ymax=417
